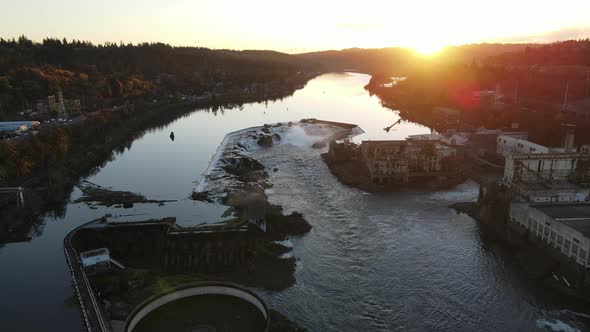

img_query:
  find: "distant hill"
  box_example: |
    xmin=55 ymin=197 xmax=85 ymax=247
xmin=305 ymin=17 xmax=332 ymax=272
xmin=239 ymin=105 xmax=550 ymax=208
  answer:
xmin=0 ymin=37 xmax=317 ymax=116
xmin=296 ymin=43 xmax=537 ymax=74
xmin=486 ymin=39 xmax=590 ymax=66
xmin=296 ymin=47 xmax=415 ymax=73
xmin=3 ymin=36 xmax=588 ymax=118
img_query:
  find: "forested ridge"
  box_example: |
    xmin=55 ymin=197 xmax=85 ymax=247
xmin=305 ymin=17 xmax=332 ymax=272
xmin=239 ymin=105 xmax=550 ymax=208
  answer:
xmin=0 ymin=36 xmax=313 ymax=116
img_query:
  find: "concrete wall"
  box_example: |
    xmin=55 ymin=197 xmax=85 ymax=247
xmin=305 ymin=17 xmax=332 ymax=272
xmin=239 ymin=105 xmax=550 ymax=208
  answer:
xmin=510 ymin=203 xmax=590 ymax=267
xmin=74 ymin=224 xmax=261 ymax=273
xmin=124 ymin=283 xmax=269 ymax=332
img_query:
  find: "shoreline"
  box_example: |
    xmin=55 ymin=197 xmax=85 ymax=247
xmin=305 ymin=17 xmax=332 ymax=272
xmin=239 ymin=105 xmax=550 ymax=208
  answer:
xmin=321 ymin=153 xmax=466 ymax=194
xmin=449 ymin=200 xmax=590 ymax=304
xmin=0 ymin=77 xmax=317 ymax=244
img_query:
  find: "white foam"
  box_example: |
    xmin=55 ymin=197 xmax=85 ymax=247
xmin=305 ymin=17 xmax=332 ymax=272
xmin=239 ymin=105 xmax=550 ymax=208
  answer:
xmin=536 ymin=319 xmax=581 ymax=332
xmin=280 ymin=251 xmax=294 ymax=259
xmin=194 ymin=125 xmax=263 ymax=192
xmin=281 ymin=125 xmax=321 ymax=147
xmin=273 ymin=239 xmax=294 ymax=248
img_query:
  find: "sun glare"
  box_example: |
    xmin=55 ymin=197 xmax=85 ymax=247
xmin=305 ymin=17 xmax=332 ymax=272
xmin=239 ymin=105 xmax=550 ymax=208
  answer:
xmin=411 ymin=42 xmax=445 ymax=56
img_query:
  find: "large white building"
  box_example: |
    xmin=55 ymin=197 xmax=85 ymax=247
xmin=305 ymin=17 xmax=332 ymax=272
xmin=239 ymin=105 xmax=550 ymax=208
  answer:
xmin=496 ymin=135 xmax=549 ymax=158
xmin=498 ymin=128 xmax=590 ymax=186
xmin=510 ymin=203 xmax=590 ymax=267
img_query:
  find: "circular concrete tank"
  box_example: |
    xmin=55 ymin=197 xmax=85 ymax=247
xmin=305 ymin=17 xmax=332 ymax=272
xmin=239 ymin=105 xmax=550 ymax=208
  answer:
xmin=123 ymin=282 xmax=269 ymax=332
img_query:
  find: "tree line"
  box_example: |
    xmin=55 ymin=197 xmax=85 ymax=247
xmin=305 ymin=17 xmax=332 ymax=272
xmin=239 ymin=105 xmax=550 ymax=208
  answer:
xmin=0 ymin=36 xmax=315 ymax=117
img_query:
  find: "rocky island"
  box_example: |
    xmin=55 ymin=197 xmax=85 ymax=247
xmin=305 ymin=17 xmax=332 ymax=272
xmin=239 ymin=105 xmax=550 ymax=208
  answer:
xmin=192 ymin=118 xmax=365 ymax=237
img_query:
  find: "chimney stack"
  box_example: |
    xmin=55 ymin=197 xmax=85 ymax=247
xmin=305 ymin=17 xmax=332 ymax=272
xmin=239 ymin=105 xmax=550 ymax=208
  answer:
xmin=562 ymin=124 xmax=576 ymax=152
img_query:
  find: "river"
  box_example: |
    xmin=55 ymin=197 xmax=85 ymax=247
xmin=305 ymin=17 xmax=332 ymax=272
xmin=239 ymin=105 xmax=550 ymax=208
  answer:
xmin=0 ymin=73 xmax=588 ymax=331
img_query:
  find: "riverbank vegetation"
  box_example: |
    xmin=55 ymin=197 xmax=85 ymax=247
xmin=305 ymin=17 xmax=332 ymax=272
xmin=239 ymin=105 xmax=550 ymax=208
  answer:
xmin=365 ymin=39 xmax=590 ymax=147
xmin=0 ymin=90 xmax=310 ymax=243
xmin=0 ymin=36 xmax=317 ymax=118
xmin=296 ymin=43 xmax=534 ymax=74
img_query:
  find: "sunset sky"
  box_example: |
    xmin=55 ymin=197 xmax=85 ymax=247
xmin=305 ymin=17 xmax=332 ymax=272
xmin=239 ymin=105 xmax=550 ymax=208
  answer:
xmin=2 ymin=0 xmax=590 ymax=53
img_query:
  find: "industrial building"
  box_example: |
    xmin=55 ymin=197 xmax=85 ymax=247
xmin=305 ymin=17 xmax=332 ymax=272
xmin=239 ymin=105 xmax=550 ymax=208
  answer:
xmin=409 ymin=129 xmax=527 ymax=158
xmin=510 ymin=203 xmax=590 ymax=267
xmin=0 ymin=121 xmax=40 ymax=133
xmin=496 ymin=135 xmax=549 ymax=158
xmin=510 ymin=180 xmax=589 ymax=203
xmin=498 ymin=124 xmax=590 ymax=204
xmin=34 ymin=91 xmax=81 ymax=117
xmin=497 ymin=125 xmax=577 ymax=158
xmin=502 ymin=152 xmax=589 ymax=185
xmin=360 ymin=140 xmax=457 ymax=184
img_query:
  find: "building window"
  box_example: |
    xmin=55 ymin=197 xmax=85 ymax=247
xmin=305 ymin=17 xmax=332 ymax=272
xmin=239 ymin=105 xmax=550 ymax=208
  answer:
xmin=580 ymin=249 xmax=587 ymax=263
xmin=564 ymin=239 xmax=571 ymax=252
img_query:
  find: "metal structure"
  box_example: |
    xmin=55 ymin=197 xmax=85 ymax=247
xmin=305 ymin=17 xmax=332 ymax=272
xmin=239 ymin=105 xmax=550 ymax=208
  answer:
xmin=510 ymin=152 xmax=590 ymax=185
xmin=57 ymin=90 xmax=68 ymax=119
xmin=48 ymin=95 xmax=57 ymax=113
xmin=0 ymin=187 xmax=25 ymax=208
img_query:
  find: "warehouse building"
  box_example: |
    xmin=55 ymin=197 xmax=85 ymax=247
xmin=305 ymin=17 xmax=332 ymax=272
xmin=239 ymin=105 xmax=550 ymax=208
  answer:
xmin=360 ymin=140 xmax=457 ymax=184
xmin=510 ymin=203 xmax=590 ymax=267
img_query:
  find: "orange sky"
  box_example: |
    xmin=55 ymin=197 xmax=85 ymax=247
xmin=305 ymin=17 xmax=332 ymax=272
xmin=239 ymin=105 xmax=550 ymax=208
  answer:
xmin=2 ymin=0 xmax=589 ymax=53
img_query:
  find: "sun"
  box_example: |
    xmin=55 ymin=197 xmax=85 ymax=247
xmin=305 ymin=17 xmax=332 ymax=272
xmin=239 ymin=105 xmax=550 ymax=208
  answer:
xmin=410 ymin=42 xmax=445 ymax=56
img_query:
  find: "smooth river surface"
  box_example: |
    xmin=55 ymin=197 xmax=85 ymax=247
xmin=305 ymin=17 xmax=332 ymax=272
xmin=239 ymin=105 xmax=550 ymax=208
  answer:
xmin=1 ymin=73 xmax=589 ymax=331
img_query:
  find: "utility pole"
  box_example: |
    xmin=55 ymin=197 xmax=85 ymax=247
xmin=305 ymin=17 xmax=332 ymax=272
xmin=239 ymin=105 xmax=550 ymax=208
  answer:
xmin=57 ymin=89 xmax=68 ymax=119
xmin=494 ymin=83 xmax=501 ymax=107
xmin=563 ymin=81 xmax=569 ymax=112
xmin=514 ymin=80 xmax=518 ymax=105
xmin=586 ymin=69 xmax=590 ymax=97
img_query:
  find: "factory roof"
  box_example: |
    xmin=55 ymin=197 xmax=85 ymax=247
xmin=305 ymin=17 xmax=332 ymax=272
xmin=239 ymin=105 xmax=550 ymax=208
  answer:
xmin=515 ymin=180 xmax=582 ymax=191
xmin=533 ymin=203 xmax=590 ymax=237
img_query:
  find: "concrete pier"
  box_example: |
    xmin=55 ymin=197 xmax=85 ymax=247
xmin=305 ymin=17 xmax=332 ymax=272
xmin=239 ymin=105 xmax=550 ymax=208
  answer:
xmin=64 ymin=219 xmax=109 ymax=332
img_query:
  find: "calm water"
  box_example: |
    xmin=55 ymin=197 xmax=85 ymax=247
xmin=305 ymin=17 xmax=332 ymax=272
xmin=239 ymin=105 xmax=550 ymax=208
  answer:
xmin=0 ymin=73 xmax=588 ymax=331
